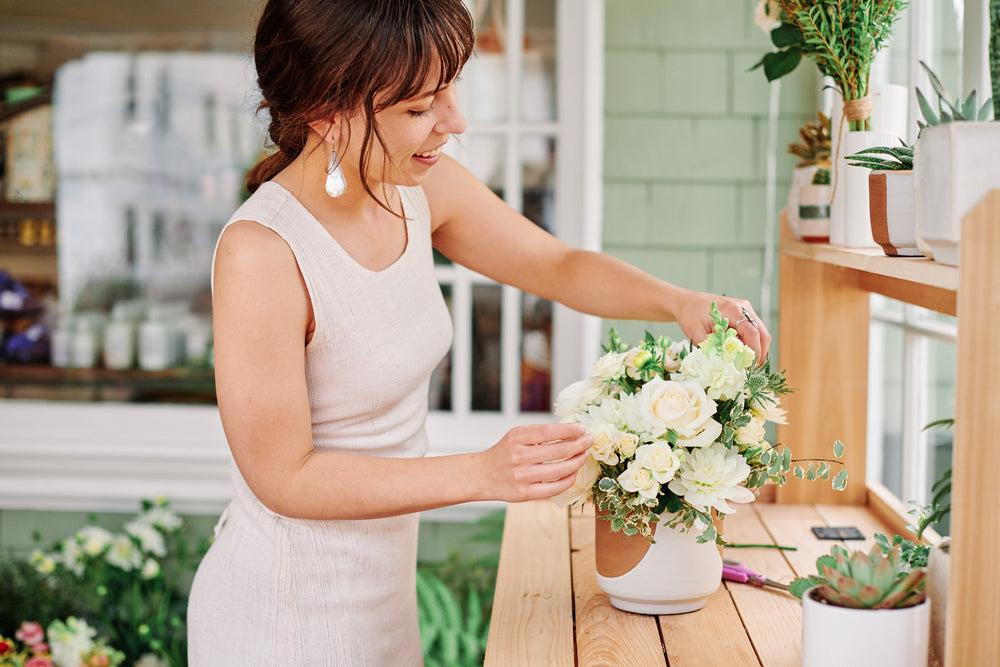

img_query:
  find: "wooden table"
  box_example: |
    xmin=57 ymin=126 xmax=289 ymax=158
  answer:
xmin=485 ymin=499 xmax=905 ymax=667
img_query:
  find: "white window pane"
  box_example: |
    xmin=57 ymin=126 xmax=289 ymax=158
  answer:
xmin=522 ymin=0 xmax=556 ymax=123
xmin=876 ymin=322 xmax=906 ymax=497
xmin=471 ymin=283 xmax=502 ymax=411
xmin=463 ymin=0 xmax=507 ymax=123
xmin=925 ymin=337 xmax=955 ymax=536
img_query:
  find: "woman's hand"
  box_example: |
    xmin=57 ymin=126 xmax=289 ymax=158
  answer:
xmin=673 ymin=289 xmax=772 ymax=364
xmin=477 ymin=423 xmax=594 ymax=502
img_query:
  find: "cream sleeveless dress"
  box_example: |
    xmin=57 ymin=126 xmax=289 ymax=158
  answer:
xmin=187 ymin=181 xmax=453 ymax=665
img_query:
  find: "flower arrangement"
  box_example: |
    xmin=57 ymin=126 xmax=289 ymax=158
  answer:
xmin=0 ymin=618 xmax=124 ymax=667
xmin=552 ymin=303 xmax=847 ymax=544
xmin=22 ymin=498 xmax=208 ymax=667
xmin=789 ymin=543 xmax=927 ymax=609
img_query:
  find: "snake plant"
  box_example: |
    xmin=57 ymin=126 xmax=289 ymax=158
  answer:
xmin=417 ymin=568 xmax=489 ymax=667
xmin=790 ymin=543 xmax=927 ymax=609
xmin=845 ymin=139 xmax=913 ymax=171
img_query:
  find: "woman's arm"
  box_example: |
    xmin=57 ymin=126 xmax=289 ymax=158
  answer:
xmin=423 ymin=156 xmax=771 ymax=360
xmin=212 ymin=221 xmax=592 ymax=520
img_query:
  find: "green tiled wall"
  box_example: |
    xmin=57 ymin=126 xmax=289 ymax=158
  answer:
xmin=601 ymin=0 xmax=819 ymax=349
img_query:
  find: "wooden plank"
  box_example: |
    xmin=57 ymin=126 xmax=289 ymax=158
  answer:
xmin=947 ymin=190 xmax=1000 ymax=667
xmin=776 ymin=250 xmax=869 ymax=505
xmin=858 ymin=272 xmax=956 ymax=316
xmin=721 ymin=506 xmax=802 ymax=667
xmin=864 ymin=481 xmax=944 ymax=546
xmin=753 ymin=503 xmax=833 ymax=577
xmin=569 ymin=512 xmax=667 ymax=666
xmin=484 ymin=501 xmax=575 ymax=667
xmin=658 ymin=586 xmax=761 ymax=667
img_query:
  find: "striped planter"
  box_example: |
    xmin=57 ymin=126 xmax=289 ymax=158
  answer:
xmin=798 ymin=184 xmax=831 ymax=243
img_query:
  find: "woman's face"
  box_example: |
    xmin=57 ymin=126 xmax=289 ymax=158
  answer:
xmin=336 ymin=74 xmax=467 ymax=188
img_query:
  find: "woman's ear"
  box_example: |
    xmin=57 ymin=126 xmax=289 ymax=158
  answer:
xmin=306 ymin=118 xmax=338 ymax=144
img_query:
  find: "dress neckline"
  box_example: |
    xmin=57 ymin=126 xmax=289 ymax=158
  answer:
xmin=264 ymin=180 xmax=412 ymax=275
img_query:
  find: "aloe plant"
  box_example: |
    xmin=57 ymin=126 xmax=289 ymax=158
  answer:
xmin=790 ymin=543 xmax=927 ymax=609
xmin=916 ymin=60 xmax=993 ymax=136
xmin=845 ymin=139 xmax=913 ymax=171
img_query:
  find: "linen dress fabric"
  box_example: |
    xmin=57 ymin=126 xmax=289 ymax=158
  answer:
xmin=187 ymin=181 xmax=452 ymax=665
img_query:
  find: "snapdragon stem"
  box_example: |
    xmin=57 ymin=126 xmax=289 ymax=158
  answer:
xmin=722 ymin=542 xmax=798 ymax=551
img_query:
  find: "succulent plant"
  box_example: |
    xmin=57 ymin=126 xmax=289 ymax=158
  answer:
xmin=788 ymin=112 xmax=832 ymax=168
xmin=845 ymin=139 xmax=913 ymax=171
xmin=790 ymin=543 xmax=927 ymax=609
xmin=916 ymin=60 xmax=994 ymax=136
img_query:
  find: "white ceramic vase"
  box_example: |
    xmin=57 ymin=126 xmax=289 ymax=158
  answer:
xmin=914 ymin=123 xmax=1000 ymax=266
xmin=801 ymin=586 xmax=930 ymax=667
xmin=595 ymin=510 xmax=722 ymax=615
xmin=787 ymin=165 xmax=819 ymax=240
xmin=928 ymin=540 xmax=951 ymax=663
xmin=798 ymin=184 xmax=831 ymax=242
xmin=868 ymin=170 xmax=920 ymax=256
xmin=840 ymin=130 xmax=898 ymax=249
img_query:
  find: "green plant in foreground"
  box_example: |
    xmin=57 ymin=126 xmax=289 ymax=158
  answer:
xmin=790 ymin=543 xmax=927 ymax=609
xmin=908 ymin=418 xmax=954 ymax=539
xmin=845 ymin=140 xmax=913 ymax=171
xmin=873 ymin=532 xmax=929 ymax=570
xmin=916 ymin=60 xmax=993 ymax=136
xmin=812 ymin=168 xmax=831 ymax=185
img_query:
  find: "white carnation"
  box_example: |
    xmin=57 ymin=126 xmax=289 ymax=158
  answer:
xmin=679 ymin=348 xmax=747 ymax=401
xmin=735 ymin=415 xmax=767 ymax=446
xmin=554 ymin=378 xmax=607 ymax=418
xmin=667 ymin=442 xmax=755 ymax=514
xmin=591 ymin=350 xmax=627 ymax=380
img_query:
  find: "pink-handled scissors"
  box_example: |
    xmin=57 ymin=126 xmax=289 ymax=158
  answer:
xmin=722 ymin=559 xmax=789 ymax=592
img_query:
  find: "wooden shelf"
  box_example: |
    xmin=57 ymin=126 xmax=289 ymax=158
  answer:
xmin=484 ymin=500 xmax=940 ymax=667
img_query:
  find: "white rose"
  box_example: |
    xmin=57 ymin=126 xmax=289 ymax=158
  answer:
xmin=550 ymin=453 xmax=601 ymax=508
xmin=735 ymin=415 xmax=767 ymax=446
xmin=634 ymin=442 xmax=681 ymax=484
xmin=591 ymin=351 xmax=627 ymax=381
xmin=638 ymin=377 xmax=723 ymax=447
xmin=586 ymin=423 xmax=620 ymax=465
xmin=615 ymin=431 xmax=640 ymax=459
xmin=617 ymin=460 xmax=660 ymax=501
xmin=554 ymin=378 xmax=606 ymax=418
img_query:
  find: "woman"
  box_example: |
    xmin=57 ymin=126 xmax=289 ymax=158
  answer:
xmin=187 ymin=0 xmax=771 ymax=663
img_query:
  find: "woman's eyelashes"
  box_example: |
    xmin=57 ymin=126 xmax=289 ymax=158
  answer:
xmin=408 ymin=106 xmax=434 ymax=118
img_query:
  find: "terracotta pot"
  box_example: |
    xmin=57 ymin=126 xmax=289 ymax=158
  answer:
xmin=594 ymin=507 xmax=721 ymax=615
xmin=868 ymin=170 xmax=920 ymax=256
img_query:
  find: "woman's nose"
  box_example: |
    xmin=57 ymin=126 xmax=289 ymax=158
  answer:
xmin=435 ymin=88 xmax=467 ymax=135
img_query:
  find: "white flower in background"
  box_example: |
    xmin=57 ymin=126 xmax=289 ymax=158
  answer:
xmin=637 ymin=377 xmax=722 ymax=447
xmin=634 ymin=442 xmax=681 ymax=484
xmin=753 ymin=0 xmax=781 ymax=33
xmin=617 ymin=460 xmax=661 ymax=501
xmin=141 ymin=558 xmax=161 ymax=580
xmin=591 ymin=350 xmax=627 ymax=381
xmin=554 ymin=378 xmax=607 ymax=418
xmin=125 ymin=520 xmax=167 ymax=557
xmin=735 ymin=415 xmax=767 ymax=446
xmin=751 ymin=391 xmax=788 ymax=425
xmin=135 ymin=653 xmax=171 ymax=667
xmin=106 ymin=534 xmax=143 ymax=571
xmin=60 ymin=537 xmax=85 ymax=577
xmin=679 ymin=348 xmax=747 ymax=401
xmin=48 ymin=617 xmax=96 ymax=667
xmin=668 ymin=442 xmax=755 ymax=514
xmin=586 ymin=422 xmax=620 ymax=465
xmin=29 ymin=549 xmax=56 ymax=575
xmin=76 ymin=525 xmax=113 ymax=557
xmin=141 ymin=506 xmax=183 ymax=532
xmin=615 ymin=430 xmax=641 ymax=459
xmin=623 ymin=347 xmax=653 ymax=379
xmin=550 ymin=453 xmax=602 ymax=508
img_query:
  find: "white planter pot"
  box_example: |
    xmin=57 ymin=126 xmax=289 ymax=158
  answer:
xmin=787 ymin=166 xmax=819 ymax=240
xmin=914 ymin=123 xmax=1000 ymax=266
xmin=840 ymin=130 xmax=898 ymax=249
xmin=868 ymin=170 xmax=920 ymax=256
xmin=595 ymin=510 xmax=721 ymax=615
xmin=829 ymin=92 xmax=846 ymax=245
xmin=798 ymin=184 xmax=831 ymax=242
xmin=928 ymin=540 xmax=950 ymax=663
xmin=801 ymin=586 xmax=930 ymax=667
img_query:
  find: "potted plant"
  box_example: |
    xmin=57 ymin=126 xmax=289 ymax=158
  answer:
xmin=798 ymin=167 xmax=831 ymax=242
xmin=551 ymin=304 xmax=848 ymax=615
xmin=913 ymin=61 xmax=998 ymax=266
xmin=786 ymin=113 xmax=832 ymax=239
xmin=753 ymin=1 xmax=905 ymax=249
xmin=791 ymin=543 xmax=930 ymax=667
xmin=845 ymin=141 xmax=918 ymax=256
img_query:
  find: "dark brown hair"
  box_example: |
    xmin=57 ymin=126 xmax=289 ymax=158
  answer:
xmin=246 ymin=0 xmax=475 ymax=213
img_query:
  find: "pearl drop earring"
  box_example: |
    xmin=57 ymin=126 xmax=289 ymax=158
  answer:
xmin=325 ymin=145 xmax=346 ymax=198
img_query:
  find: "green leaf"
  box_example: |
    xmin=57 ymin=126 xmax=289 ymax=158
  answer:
xmin=806 ymin=466 xmax=817 ymax=481
xmin=762 ymin=48 xmax=803 ymax=82
xmin=833 ymin=440 xmax=845 ymax=458
xmin=961 ymin=90 xmax=978 ymax=120
xmin=794 ymin=465 xmax=805 ymax=479
xmin=789 ymin=576 xmax=824 ymax=599
xmin=598 ymin=477 xmax=617 ymax=492
xmin=782 ymin=448 xmax=792 ymax=471
xmin=916 ymin=87 xmax=940 ymax=126
xmin=760 ymin=450 xmax=773 ymax=465
xmin=978 ymin=97 xmax=994 ymax=121
xmin=832 ymin=469 xmax=849 ymax=491
xmin=770 ymin=22 xmax=804 ymax=48
xmin=920 ymin=60 xmax=952 ymax=104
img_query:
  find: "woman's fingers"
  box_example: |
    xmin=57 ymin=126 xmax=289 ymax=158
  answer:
xmin=514 ymin=422 xmax=585 ymax=445
xmin=521 ymin=433 xmax=593 ymax=465
xmin=520 ymin=448 xmax=590 ymax=484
